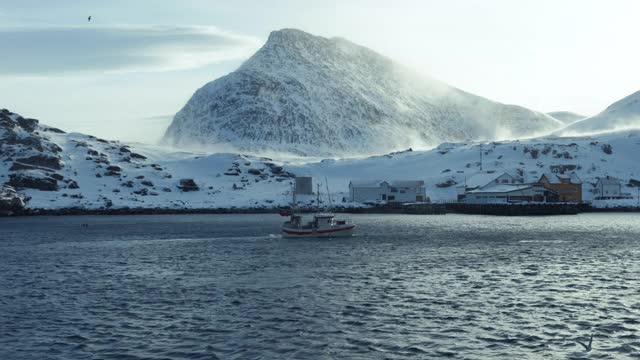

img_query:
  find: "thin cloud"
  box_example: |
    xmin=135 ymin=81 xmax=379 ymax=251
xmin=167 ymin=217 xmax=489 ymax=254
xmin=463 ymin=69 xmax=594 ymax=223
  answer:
xmin=0 ymin=25 xmax=260 ymax=76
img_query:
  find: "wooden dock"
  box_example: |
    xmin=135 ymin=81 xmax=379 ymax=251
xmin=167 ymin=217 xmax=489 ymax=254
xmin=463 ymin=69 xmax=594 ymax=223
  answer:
xmin=341 ymin=202 xmax=581 ymax=216
xmin=444 ymin=203 xmax=579 ymax=216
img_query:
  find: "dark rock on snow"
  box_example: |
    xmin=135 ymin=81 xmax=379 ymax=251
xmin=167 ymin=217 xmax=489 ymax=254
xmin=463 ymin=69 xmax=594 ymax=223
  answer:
xmin=178 ymin=178 xmax=199 ymax=192
xmin=8 ymin=172 xmax=58 ymax=191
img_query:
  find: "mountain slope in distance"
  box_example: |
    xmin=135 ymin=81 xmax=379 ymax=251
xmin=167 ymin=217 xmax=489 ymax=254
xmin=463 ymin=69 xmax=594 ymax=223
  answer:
xmin=163 ymin=28 xmax=562 ymax=157
xmin=558 ymin=90 xmax=640 ymax=135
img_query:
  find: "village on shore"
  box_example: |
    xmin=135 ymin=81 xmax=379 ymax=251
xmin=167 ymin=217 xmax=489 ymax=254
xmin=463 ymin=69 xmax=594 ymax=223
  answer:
xmin=293 ymin=170 xmax=639 ymax=216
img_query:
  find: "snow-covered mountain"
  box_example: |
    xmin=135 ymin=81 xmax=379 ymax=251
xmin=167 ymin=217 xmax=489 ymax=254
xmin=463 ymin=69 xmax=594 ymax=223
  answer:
xmin=558 ymin=91 xmax=640 ymax=135
xmin=547 ymin=111 xmax=586 ymax=124
xmin=163 ymin=28 xmax=562 ymax=157
xmin=3 ymin=109 xmax=639 ymax=212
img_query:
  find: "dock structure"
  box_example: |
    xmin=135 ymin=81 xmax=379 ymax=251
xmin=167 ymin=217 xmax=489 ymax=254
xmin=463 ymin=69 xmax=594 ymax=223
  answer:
xmin=444 ymin=203 xmax=579 ymax=216
xmin=343 ymin=202 xmax=446 ymax=215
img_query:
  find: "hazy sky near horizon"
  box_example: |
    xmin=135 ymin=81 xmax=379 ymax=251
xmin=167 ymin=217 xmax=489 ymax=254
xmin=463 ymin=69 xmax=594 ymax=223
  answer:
xmin=1 ymin=0 xmax=639 ymax=143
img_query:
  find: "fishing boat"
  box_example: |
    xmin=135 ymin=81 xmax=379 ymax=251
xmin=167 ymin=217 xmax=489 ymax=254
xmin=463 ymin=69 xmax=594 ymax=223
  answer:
xmin=281 ymin=180 xmax=355 ymax=238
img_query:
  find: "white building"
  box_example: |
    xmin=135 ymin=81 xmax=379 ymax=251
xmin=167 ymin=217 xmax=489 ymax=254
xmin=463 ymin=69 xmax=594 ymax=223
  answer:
xmin=348 ymin=180 xmax=427 ymax=203
xmin=349 ymin=180 xmax=389 ymax=203
xmin=465 ymin=183 xmax=557 ymax=204
xmin=466 ymin=172 xmax=519 ymax=190
xmin=595 ymin=176 xmax=626 ymax=199
xmin=388 ymin=180 xmax=427 ymax=203
xmin=457 ymin=172 xmax=522 ymax=201
xmin=294 ymin=176 xmax=313 ymax=195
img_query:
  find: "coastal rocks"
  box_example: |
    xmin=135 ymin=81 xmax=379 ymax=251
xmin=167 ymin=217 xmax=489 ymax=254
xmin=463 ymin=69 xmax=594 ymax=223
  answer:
xmin=13 ymin=154 xmax=63 ymax=170
xmin=8 ymin=172 xmax=58 ymax=191
xmin=130 ymin=152 xmax=147 ymax=160
xmin=133 ymin=188 xmax=149 ymax=196
xmin=178 ymin=178 xmax=199 ymax=192
xmin=16 ymin=117 xmax=39 ymax=132
xmin=43 ymin=126 xmax=66 ymax=134
xmin=0 ymin=185 xmax=26 ymax=214
xmin=67 ymin=180 xmax=80 ymax=189
xmin=104 ymin=165 xmax=122 ymax=177
xmin=3 ymin=133 xmax=44 ymax=152
xmin=9 ymin=162 xmax=39 ymax=171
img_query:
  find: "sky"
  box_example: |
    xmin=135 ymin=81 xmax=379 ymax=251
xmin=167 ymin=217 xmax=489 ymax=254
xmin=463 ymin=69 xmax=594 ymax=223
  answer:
xmin=1 ymin=0 xmax=640 ymax=143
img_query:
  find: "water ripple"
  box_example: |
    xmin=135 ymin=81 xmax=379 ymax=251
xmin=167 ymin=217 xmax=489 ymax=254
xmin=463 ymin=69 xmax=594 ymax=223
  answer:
xmin=1 ymin=213 xmax=640 ymax=359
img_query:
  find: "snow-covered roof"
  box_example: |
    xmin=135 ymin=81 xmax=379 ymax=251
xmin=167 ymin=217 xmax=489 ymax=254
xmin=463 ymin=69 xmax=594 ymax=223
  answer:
xmin=465 ymin=172 xmax=511 ymax=189
xmin=390 ymin=180 xmax=424 ymax=188
xmin=467 ymin=184 xmax=532 ymax=194
xmin=597 ymin=176 xmax=621 ymax=185
xmin=349 ymin=180 xmax=387 ymax=188
xmin=540 ymin=172 xmax=582 ymax=184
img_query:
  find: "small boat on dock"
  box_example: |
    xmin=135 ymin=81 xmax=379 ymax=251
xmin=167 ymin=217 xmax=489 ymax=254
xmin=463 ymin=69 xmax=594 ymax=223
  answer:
xmin=281 ymin=181 xmax=355 ymax=238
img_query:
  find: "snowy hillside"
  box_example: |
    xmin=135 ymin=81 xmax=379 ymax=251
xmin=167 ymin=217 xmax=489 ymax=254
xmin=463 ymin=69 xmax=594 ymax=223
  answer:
xmin=3 ymin=109 xmax=639 ymax=211
xmin=163 ymin=28 xmax=562 ymax=157
xmin=288 ymin=131 xmax=640 ymax=207
xmin=558 ymin=90 xmax=640 ymax=135
xmin=0 ymin=109 xmax=298 ymax=211
xmin=547 ymin=111 xmax=585 ymax=124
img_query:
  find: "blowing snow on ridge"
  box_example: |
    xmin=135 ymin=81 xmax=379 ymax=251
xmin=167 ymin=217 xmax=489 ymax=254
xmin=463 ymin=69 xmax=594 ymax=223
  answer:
xmin=163 ymin=29 xmax=562 ymax=157
xmin=558 ymin=90 xmax=640 ymax=136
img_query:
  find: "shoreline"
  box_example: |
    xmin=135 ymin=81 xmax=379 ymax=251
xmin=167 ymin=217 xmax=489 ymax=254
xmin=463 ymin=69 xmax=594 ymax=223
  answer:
xmin=3 ymin=204 xmax=640 ymax=217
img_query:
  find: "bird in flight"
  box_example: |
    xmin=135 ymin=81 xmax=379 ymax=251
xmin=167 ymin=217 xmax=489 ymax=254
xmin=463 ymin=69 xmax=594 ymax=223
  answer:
xmin=576 ymin=333 xmax=593 ymax=352
xmin=88 ymin=16 xmax=92 ymax=22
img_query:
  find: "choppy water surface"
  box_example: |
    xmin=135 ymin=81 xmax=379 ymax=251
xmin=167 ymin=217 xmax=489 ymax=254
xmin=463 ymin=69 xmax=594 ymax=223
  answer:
xmin=1 ymin=213 xmax=640 ymax=359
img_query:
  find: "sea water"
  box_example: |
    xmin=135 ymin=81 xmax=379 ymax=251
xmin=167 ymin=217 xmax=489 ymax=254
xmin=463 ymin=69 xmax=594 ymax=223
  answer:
xmin=1 ymin=213 xmax=639 ymax=359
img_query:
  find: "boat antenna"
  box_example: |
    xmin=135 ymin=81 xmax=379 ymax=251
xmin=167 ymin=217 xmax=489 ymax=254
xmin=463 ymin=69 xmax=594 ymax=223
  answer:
xmin=325 ymin=177 xmax=333 ymax=211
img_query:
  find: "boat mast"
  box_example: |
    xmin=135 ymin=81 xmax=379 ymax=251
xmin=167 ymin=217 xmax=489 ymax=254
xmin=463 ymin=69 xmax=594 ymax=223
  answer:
xmin=291 ymin=180 xmax=297 ymax=219
xmin=325 ymin=177 xmax=333 ymax=211
xmin=316 ymin=183 xmax=321 ymax=214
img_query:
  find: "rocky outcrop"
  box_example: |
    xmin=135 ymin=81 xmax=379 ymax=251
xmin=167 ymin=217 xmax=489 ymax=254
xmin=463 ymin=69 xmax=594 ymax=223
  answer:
xmin=8 ymin=172 xmax=58 ymax=191
xmin=16 ymin=117 xmax=39 ymax=132
xmin=178 ymin=178 xmax=199 ymax=192
xmin=130 ymin=152 xmax=147 ymax=160
xmin=0 ymin=185 xmax=26 ymax=214
xmin=13 ymin=154 xmax=63 ymax=170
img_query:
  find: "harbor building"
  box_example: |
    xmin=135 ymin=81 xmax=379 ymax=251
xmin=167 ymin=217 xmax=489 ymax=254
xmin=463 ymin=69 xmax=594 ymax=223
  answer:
xmin=294 ymin=176 xmax=313 ymax=195
xmin=538 ymin=173 xmax=582 ymax=203
xmin=595 ymin=176 xmax=629 ymax=199
xmin=349 ymin=180 xmax=427 ymax=203
xmin=465 ymin=183 xmax=558 ymax=204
